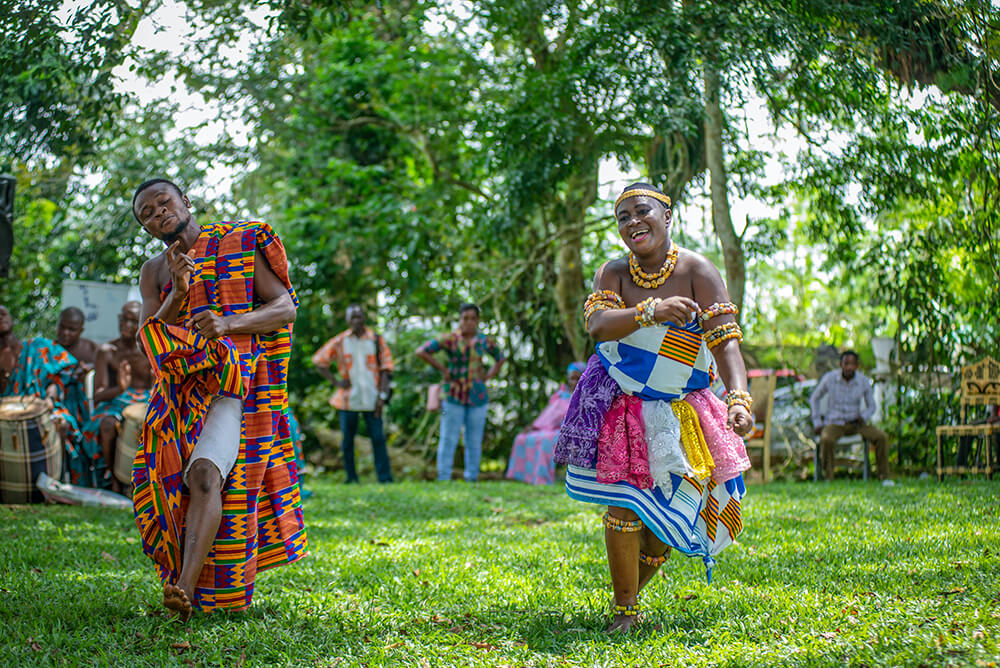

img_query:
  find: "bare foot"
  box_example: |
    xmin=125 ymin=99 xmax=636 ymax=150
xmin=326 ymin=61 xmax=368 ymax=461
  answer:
xmin=606 ymin=614 xmax=639 ymax=633
xmin=162 ymin=584 xmax=192 ymax=622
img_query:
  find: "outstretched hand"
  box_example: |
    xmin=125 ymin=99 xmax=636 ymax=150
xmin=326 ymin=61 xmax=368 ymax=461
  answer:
xmin=727 ymin=404 xmax=753 ymax=437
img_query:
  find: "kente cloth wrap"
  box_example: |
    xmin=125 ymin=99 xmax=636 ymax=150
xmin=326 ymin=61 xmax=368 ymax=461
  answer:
xmin=595 ymin=395 xmax=652 ymax=488
xmin=596 ymin=321 xmax=716 ymax=401
xmin=560 ymin=307 xmax=749 ymax=580
xmin=132 ymin=221 xmax=307 ymax=612
xmin=553 ymin=355 xmax=621 ymax=468
xmin=506 ymin=385 xmax=572 ymax=485
xmin=76 ymin=387 xmax=151 ymax=488
xmin=2 ymin=338 xmax=89 ymax=482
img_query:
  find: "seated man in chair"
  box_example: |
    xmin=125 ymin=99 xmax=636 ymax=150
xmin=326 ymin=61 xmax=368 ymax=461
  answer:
xmin=810 ymin=349 xmax=891 ymax=483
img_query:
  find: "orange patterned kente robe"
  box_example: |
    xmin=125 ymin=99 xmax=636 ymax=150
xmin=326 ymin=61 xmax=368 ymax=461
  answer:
xmin=132 ymin=221 xmax=307 ymax=611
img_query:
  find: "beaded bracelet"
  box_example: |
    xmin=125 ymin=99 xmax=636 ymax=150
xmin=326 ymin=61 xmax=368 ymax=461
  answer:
xmin=602 ymin=511 xmax=644 ymax=533
xmin=639 ymin=549 xmax=670 ymax=567
xmin=699 ymin=301 xmax=739 ymax=323
xmin=705 ymin=322 xmax=743 ymax=349
xmin=612 ymin=603 xmax=641 ymax=617
xmin=726 ymin=390 xmax=753 ymax=413
xmin=633 ymin=297 xmax=661 ymax=328
xmin=584 ymin=290 xmax=626 ymax=326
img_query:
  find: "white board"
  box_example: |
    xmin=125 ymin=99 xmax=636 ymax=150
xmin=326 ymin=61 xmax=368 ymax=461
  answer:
xmin=60 ymin=280 xmax=141 ymax=344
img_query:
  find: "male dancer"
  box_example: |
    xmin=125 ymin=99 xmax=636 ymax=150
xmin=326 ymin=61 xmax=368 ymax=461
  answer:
xmin=133 ymin=178 xmax=306 ymax=619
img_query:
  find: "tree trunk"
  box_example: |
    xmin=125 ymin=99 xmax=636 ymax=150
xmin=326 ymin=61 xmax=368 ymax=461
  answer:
xmin=554 ymin=167 xmax=598 ymax=362
xmin=703 ymin=64 xmax=745 ymax=311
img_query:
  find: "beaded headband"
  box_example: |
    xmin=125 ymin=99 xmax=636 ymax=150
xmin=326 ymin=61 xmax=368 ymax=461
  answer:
xmin=614 ymin=188 xmax=672 ymax=211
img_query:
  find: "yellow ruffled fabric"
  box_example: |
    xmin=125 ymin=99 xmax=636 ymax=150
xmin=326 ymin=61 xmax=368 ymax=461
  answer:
xmin=670 ymin=399 xmax=715 ymax=480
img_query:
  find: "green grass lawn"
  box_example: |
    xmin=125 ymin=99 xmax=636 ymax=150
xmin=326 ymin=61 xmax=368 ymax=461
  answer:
xmin=2 ymin=477 xmax=998 ymax=667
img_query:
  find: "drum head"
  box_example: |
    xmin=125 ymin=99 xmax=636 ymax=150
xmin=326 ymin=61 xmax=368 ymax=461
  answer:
xmin=122 ymin=403 xmax=147 ymax=422
xmin=0 ymin=396 xmax=50 ymax=420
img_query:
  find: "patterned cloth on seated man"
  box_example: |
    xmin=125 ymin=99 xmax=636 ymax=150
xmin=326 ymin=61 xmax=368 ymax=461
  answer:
xmin=555 ymin=320 xmax=751 ymax=581
xmin=76 ymin=387 xmax=151 ymax=489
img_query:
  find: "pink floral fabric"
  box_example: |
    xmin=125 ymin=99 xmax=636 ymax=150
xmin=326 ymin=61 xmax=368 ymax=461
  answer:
xmin=596 ymin=394 xmax=653 ymax=488
xmin=683 ymin=389 xmax=751 ymax=483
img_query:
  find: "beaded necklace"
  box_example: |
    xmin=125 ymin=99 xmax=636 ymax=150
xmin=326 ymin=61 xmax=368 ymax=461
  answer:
xmin=628 ymin=243 xmax=678 ymax=289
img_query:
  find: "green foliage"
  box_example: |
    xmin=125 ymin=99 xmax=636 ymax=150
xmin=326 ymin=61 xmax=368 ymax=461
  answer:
xmin=2 ymin=480 xmax=999 ymax=665
xmin=0 ymin=0 xmax=144 ymax=165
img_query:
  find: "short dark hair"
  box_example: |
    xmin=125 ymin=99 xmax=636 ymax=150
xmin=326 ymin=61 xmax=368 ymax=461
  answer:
xmin=459 ymin=303 xmax=480 ymax=317
xmin=840 ymin=349 xmax=859 ymax=363
xmin=132 ymin=178 xmax=184 ymax=221
xmin=59 ymin=306 xmax=84 ymax=322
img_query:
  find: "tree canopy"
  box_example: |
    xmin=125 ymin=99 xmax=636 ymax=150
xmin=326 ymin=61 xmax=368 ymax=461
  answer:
xmin=2 ymin=0 xmax=996 ymax=467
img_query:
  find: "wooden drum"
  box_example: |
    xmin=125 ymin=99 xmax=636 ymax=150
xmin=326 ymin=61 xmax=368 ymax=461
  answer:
xmin=0 ymin=396 xmax=61 ymax=503
xmin=114 ymin=403 xmax=147 ymax=485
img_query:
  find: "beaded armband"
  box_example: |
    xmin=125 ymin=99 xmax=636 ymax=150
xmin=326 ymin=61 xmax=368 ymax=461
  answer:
xmin=584 ymin=290 xmax=626 ymax=326
xmin=705 ymin=322 xmax=743 ymax=350
xmin=699 ymin=301 xmax=739 ymax=323
xmin=639 ymin=549 xmax=670 ymax=567
xmin=726 ymin=390 xmax=753 ymax=413
xmin=602 ymin=512 xmax=644 ymax=533
xmin=612 ymin=603 xmax=641 ymax=617
xmin=633 ymin=297 xmax=661 ymax=328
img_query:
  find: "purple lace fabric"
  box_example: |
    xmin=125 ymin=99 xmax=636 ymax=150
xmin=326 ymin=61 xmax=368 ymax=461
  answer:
xmin=554 ymin=355 xmax=622 ymax=468
xmin=683 ymin=388 xmax=751 ymax=482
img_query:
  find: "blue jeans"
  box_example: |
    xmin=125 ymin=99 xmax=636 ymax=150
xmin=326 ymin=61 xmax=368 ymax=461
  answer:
xmin=437 ymin=399 xmax=489 ymax=481
xmin=339 ymin=411 xmax=393 ymax=483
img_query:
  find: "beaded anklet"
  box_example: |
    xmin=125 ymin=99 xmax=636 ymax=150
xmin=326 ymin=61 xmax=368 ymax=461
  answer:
xmin=639 ymin=548 xmax=671 ymax=567
xmin=612 ymin=603 xmax=641 ymax=617
xmin=602 ymin=511 xmax=644 ymax=533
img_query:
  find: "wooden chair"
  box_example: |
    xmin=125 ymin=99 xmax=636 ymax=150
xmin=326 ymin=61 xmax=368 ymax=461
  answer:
xmin=745 ymin=373 xmax=777 ymax=482
xmin=936 ymin=357 xmax=999 ymax=481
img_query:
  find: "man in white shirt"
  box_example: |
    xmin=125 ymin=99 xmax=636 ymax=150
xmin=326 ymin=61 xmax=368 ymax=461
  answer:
xmin=810 ymin=350 xmax=890 ymax=482
xmin=312 ymin=304 xmax=394 ymax=483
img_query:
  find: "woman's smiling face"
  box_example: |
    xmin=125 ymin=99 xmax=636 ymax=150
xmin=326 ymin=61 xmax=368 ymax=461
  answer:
xmin=615 ymin=195 xmax=671 ymax=255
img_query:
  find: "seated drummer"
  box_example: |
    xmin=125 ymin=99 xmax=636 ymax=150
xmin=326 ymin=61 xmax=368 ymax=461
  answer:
xmin=83 ymin=301 xmax=153 ymax=492
xmin=55 ymin=307 xmax=99 ymax=373
xmin=0 ymin=304 xmax=90 ymax=468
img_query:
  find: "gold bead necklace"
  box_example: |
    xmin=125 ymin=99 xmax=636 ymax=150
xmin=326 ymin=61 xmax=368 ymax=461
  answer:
xmin=628 ymin=243 xmax=678 ymax=289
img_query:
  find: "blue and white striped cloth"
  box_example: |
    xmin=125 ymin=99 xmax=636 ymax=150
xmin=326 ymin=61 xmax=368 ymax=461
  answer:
xmin=566 ymin=464 xmax=746 ymax=581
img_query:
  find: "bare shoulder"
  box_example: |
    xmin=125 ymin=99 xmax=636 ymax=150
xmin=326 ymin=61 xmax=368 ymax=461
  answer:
xmin=676 ymin=247 xmax=720 ymax=276
xmin=593 ymin=256 xmax=628 ymax=291
xmin=139 ymin=251 xmax=168 ymax=287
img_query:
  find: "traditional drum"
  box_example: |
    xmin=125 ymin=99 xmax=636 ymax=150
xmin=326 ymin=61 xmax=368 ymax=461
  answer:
xmin=114 ymin=403 xmax=146 ymax=485
xmin=0 ymin=396 xmax=62 ymax=503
